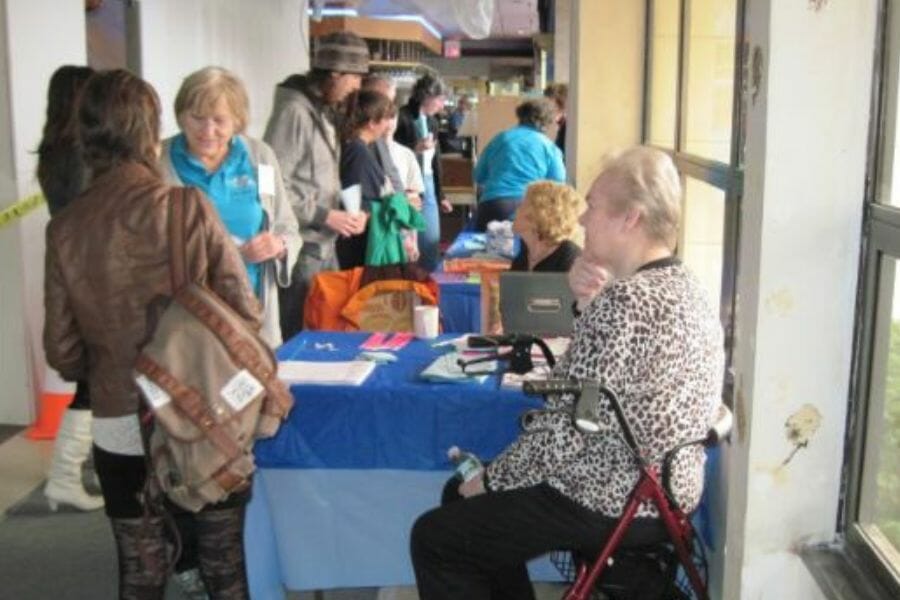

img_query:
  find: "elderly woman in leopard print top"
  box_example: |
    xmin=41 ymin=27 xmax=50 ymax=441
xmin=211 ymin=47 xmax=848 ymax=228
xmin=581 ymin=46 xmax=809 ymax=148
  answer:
xmin=410 ymin=146 xmax=725 ymax=600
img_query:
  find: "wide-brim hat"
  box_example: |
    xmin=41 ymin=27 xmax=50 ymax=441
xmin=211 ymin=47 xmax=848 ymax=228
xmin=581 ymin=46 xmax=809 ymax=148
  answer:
xmin=313 ymin=32 xmax=370 ymax=74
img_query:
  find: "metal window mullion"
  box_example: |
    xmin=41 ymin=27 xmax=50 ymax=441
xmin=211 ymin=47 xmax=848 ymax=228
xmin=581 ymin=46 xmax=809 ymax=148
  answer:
xmin=642 ymin=0 xmax=654 ymax=144
xmin=676 ymin=0 xmax=689 ymax=154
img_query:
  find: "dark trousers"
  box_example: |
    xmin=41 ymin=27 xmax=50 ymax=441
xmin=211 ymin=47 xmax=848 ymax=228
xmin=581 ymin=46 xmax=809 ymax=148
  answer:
xmin=475 ymin=199 xmax=520 ymax=232
xmin=278 ymin=250 xmax=339 ymax=341
xmin=410 ymin=480 xmax=666 ymax=600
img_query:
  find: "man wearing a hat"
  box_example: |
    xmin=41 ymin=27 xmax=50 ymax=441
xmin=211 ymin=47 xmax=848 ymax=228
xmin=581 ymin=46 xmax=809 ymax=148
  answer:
xmin=263 ymin=31 xmax=370 ymax=340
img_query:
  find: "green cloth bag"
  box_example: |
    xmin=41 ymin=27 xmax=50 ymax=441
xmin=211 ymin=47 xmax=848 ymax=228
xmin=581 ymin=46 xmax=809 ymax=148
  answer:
xmin=365 ymin=192 xmax=426 ymax=266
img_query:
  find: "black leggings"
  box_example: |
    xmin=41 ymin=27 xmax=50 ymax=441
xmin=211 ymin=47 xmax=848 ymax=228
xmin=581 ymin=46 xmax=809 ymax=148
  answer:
xmin=411 ymin=479 xmax=666 ymax=600
xmin=69 ymin=380 xmax=91 ymax=410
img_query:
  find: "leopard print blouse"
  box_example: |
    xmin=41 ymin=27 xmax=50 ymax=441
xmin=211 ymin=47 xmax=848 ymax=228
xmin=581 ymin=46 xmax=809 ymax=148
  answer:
xmin=486 ymin=259 xmax=724 ymax=518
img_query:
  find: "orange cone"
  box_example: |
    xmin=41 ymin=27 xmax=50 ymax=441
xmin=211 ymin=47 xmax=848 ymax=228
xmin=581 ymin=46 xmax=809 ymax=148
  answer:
xmin=25 ymin=367 xmax=74 ymax=440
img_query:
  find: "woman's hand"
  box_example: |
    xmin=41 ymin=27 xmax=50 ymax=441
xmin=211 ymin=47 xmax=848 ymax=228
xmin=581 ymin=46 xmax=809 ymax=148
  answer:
xmin=402 ymin=230 xmax=420 ymax=262
xmin=240 ymin=232 xmax=286 ymax=264
xmin=458 ymin=472 xmax=486 ymax=498
xmin=568 ymin=255 xmax=609 ymax=308
xmin=326 ymin=209 xmax=368 ymax=237
xmin=415 ymin=135 xmax=435 ymax=154
xmin=439 ymin=198 xmax=454 ymax=214
xmin=406 ymin=191 xmax=423 ymax=211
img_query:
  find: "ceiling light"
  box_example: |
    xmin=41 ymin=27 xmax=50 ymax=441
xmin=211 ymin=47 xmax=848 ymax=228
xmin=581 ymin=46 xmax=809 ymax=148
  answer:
xmin=372 ymin=14 xmax=443 ymax=40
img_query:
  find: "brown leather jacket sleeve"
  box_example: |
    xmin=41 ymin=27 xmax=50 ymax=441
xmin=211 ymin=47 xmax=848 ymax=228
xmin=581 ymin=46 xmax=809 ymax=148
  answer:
xmin=187 ymin=187 xmax=263 ymax=331
xmin=43 ymin=231 xmax=88 ymax=380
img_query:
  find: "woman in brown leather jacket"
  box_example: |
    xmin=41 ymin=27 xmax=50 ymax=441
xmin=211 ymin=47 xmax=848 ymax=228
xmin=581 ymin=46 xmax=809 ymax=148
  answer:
xmin=43 ymin=69 xmax=260 ymax=600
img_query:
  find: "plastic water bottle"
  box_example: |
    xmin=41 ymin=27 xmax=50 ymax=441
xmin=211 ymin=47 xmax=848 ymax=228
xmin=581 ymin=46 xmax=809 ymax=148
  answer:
xmin=447 ymin=446 xmax=484 ymax=482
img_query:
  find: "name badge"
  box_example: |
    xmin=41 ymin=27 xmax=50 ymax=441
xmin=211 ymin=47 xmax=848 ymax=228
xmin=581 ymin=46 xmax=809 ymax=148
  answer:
xmin=258 ymin=164 xmax=276 ymax=196
xmin=135 ymin=374 xmax=172 ymax=410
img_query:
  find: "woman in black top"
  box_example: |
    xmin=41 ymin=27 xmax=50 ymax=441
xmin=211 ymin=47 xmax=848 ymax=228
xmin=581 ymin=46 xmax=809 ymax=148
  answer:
xmin=393 ymin=73 xmax=449 ymax=272
xmin=336 ymin=89 xmax=397 ymax=268
xmin=510 ymin=180 xmax=584 ymax=272
xmin=36 ymin=65 xmax=105 ymax=513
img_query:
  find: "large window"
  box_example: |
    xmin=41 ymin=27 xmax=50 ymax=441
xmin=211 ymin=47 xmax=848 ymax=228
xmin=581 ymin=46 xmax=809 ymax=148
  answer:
xmin=846 ymin=3 xmax=900 ymax=592
xmin=643 ymin=0 xmax=743 ymax=358
xmin=849 ymin=213 xmax=900 ymax=591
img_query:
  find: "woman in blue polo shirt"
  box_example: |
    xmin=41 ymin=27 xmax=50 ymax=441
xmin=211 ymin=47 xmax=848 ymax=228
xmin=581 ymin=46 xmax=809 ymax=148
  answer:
xmin=473 ymin=98 xmax=566 ymax=231
xmin=160 ymin=66 xmax=301 ymax=348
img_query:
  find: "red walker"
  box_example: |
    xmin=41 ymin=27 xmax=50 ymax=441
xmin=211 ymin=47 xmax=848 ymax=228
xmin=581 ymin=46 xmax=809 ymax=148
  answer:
xmin=523 ymin=380 xmax=732 ymax=600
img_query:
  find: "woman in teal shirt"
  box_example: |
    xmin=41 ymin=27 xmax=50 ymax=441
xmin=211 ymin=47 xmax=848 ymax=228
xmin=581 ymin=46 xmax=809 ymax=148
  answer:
xmin=161 ymin=66 xmax=302 ymax=347
xmin=473 ymin=98 xmax=566 ymax=231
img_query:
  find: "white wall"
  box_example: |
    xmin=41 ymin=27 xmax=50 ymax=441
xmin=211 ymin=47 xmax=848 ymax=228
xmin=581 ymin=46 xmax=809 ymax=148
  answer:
xmin=725 ymin=0 xmax=878 ymax=597
xmin=137 ymin=0 xmax=310 ymax=139
xmin=0 ymin=0 xmax=311 ymax=424
xmin=0 ymin=0 xmax=86 ymax=424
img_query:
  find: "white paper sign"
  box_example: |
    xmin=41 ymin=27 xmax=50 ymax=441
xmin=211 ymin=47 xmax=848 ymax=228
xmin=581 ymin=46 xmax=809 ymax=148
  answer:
xmin=340 ymin=184 xmax=362 ymax=214
xmin=220 ymin=369 xmax=264 ymax=411
xmin=258 ymin=164 xmax=276 ymax=196
xmin=135 ymin=374 xmax=172 ymax=410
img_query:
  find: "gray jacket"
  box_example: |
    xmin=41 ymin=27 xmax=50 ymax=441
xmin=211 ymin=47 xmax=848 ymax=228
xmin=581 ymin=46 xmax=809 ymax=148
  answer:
xmin=159 ymin=135 xmax=302 ymax=347
xmin=263 ymin=75 xmax=342 ymax=262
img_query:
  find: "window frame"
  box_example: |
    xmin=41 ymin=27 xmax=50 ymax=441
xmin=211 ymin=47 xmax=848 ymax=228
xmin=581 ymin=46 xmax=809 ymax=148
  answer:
xmin=642 ymin=0 xmax=746 ymax=389
xmin=841 ymin=0 xmax=900 ymax=593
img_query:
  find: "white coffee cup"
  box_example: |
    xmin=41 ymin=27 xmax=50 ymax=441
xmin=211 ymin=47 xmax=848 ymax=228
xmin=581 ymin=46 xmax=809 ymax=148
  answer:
xmin=413 ymin=305 xmax=440 ymax=339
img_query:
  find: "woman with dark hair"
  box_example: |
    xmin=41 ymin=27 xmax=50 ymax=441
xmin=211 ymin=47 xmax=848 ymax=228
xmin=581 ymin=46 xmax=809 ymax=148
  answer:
xmin=473 ymin=98 xmax=566 ymax=231
xmin=394 ymin=73 xmax=450 ymax=271
xmin=36 ymin=64 xmax=105 ymax=513
xmin=43 ymin=69 xmax=260 ymax=599
xmin=336 ymin=89 xmax=396 ymax=268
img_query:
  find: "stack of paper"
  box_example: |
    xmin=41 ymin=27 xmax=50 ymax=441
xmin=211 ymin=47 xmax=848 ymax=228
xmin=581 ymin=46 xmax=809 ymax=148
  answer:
xmin=278 ymin=360 xmax=376 ymax=386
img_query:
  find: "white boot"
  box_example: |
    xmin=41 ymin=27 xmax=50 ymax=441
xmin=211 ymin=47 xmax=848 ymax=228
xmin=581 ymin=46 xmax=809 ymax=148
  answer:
xmin=44 ymin=409 xmax=105 ymax=511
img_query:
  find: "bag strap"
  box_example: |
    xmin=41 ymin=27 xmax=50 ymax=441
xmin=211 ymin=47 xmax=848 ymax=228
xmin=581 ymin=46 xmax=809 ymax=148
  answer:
xmin=135 ymin=353 xmax=245 ymax=461
xmin=168 ymin=187 xmax=188 ymax=293
xmin=175 ymin=286 xmax=293 ymax=419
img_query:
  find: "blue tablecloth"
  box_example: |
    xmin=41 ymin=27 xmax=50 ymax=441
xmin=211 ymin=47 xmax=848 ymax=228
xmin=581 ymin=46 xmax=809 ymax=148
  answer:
xmin=246 ymin=332 xmax=719 ymax=595
xmin=247 ymin=331 xmax=549 ymax=595
xmin=255 ymin=332 xmax=538 ymax=470
xmin=437 ymin=279 xmax=481 ymax=333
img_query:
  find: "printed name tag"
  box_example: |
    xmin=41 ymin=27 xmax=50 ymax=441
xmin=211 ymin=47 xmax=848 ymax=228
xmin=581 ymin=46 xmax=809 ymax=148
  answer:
xmin=135 ymin=374 xmax=172 ymax=410
xmin=258 ymin=164 xmax=276 ymax=196
xmin=220 ymin=369 xmax=264 ymax=411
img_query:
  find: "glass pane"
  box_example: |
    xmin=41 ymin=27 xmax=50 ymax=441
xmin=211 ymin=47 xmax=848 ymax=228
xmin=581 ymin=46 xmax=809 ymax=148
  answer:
xmin=683 ymin=0 xmax=736 ymax=162
xmin=681 ymin=178 xmax=724 ymax=305
xmin=858 ymin=258 xmax=900 ymax=560
xmin=647 ymin=0 xmax=680 ymax=148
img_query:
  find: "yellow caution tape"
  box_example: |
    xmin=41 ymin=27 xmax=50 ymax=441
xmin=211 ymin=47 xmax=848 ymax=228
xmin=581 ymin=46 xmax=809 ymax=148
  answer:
xmin=0 ymin=194 xmax=46 ymax=230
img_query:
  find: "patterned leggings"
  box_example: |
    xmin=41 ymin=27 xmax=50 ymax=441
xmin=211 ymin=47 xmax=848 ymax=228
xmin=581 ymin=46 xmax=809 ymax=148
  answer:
xmin=93 ymin=445 xmax=250 ymax=599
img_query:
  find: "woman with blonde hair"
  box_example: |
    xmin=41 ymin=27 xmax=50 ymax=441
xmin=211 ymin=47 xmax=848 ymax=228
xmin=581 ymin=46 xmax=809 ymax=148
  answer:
xmin=160 ymin=66 xmax=302 ymax=347
xmin=511 ymin=180 xmax=583 ymax=272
